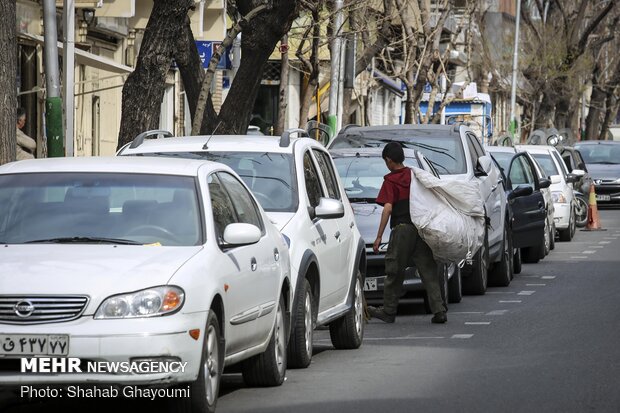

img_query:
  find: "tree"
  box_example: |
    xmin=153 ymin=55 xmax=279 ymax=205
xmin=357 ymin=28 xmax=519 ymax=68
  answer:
xmin=0 ymin=0 xmax=17 ymax=165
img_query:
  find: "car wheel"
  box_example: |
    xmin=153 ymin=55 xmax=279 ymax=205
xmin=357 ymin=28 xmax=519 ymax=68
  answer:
xmin=575 ymin=195 xmax=588 ymax=228
xmin=558 ymin=208 xmax=574 ymax=242
xmin=543 ymin=218 xmax=551 ymax=256
xmin=489 ymin=224 xmax=512 ymax=287
xmin=242 ymin=293 xmax=287 ymax=387
xmin=549 ymin=223 xmax=556 ymax=250
xmin=448 ymin=264 xmax=463 ymax=304
xmin=570 ymin=207 xmax=577 ymax=237
xmin=172 ymin=310 xmax=222 ymax=413
xmin=329 ymin=270 xmax=364 ymax=350
xmin=513 ymin=248 xmax=522 ymax=275
xmin=287 ymin=278 xmax=313 ymax=368
xmin=463 ymin=227 xmax=488 ymax=295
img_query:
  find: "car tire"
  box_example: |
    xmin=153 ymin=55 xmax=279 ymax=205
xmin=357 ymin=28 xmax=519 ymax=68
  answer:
xmin=513 ymin=248 xmax=522 ymax=275
xmin=489 ymin=224 xmax=512 ymax=287
xmin=521 ymin=242 xmax=542 ymax=263
xmin=287 ymin=278 xmax=313 ymax=368
xmin=549 ymin=223 xmax=556 ymax=250
xmin=448 ymin=265 xmax=463 ymax=304
xmin=543 ymin=218 xmax=551 ymax=256
xmin=242 ymin=293 xmax=287 ymax=387
xmin=558 ymin=209 xmax=574 ymax=242
xmin=463 ymin=227 xmax=488 ymax=295
xmin=329 ymin=270 xmax=364 ymax=350
xmin=575 ymin=195 xmax=588 ymax=228
xmin=171 ymin=310 xmax=222 ymax=413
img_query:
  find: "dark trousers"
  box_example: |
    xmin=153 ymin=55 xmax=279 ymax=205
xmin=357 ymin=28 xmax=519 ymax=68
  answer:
xmin=383 ymin=223 xmax=446 ymax=315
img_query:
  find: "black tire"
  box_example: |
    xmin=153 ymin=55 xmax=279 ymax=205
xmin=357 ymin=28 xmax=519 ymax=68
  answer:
xmin=329 ymin=270 xmax=364 ymax=349
xmin=543 ymin=218 xmax=551 ymax=256
xmin=558 ymin=208 xmax=574 ymax=242
xmin=513 ymin=248 xmax=522 ymax=275
xmin=489 ymin=225 xmax=512 ymax=287
xmin=463 ymin=228 xmax=488 ymax=295
xmin=242 ymin=294 xmax=287 ymax=387
xmin=549 ymin=223 xmax=556 ymax=250
xmin=575 ymin=195 xmax=588 ymax=228
xmin=447 ymin=264 xmax=463 ymax=304
xmin=171 ymin=310 xmax=222 ymax=413
xmin=287 ymin=278 xmax=313 ymax=368
xmin=522 ymin=243 xmax=542 ymax=263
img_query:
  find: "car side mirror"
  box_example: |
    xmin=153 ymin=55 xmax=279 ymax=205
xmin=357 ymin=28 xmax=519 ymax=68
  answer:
xmin=314 ymin=197 xmax=345 ymax=219
xmin=565 ymin=174 xmax=578 ymax=184
xmin=222 ymin=223 xmax=261 ymax=247
xmin=550 ymin=175 xmax=561 ymax=184
xmin=509 ymin=184 xmax=533 ymax=200
xmin=539 ymin=178 xmax=551 ymax=189
xmin=475 ymin=156 xmax=492 ymax=177
xmin=571 ymin=169 xmax=585 ymax=177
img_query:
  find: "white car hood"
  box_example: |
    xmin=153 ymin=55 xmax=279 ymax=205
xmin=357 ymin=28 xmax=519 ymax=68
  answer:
xmin=0 ymin=245 xmax=202 ymax=314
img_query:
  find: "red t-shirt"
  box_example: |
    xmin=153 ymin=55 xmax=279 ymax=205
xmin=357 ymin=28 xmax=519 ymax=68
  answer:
xmin=376 ymin=167 xmax=413 ymax=228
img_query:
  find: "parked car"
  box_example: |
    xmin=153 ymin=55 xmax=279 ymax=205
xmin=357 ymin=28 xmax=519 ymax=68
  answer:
xmin=0 ymin=157 xmax=292 ymax=412
xmin=329 ymin=147 xmax=462 ymax=311
xmin=330 ymin=124 xmax=511 ymax=294
xmin=573 ymin=140 xmax=620 ymax=206
xmin=486 ymin=146 xmax=550 ymax=264
xmin=119 ymin=129 xmax=366 ymax=369
xmin=516 ymin=144 xmax=581 ymax=241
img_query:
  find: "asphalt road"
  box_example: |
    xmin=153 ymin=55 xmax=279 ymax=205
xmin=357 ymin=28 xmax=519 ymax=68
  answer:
xmin=3 ymin=210 xmax=619 ymax=413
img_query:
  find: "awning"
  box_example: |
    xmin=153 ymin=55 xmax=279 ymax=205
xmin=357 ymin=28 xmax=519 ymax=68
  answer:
xmin=371 ymin=68 xmax=404 ymax=97
xmin=18 ymin=32 xmax=133 ymax=74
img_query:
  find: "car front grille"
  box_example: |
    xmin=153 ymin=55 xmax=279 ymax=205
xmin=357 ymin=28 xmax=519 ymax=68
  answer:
xmin=0 ymin=295 xmax=89 ymax=324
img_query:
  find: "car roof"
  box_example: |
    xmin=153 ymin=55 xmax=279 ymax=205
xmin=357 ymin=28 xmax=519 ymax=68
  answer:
xmin=574 ymin=140 xmax=620 ymax=145
xmin=329 ymin=147 xmax=421 ymax=158
xmin=0 ymin=156 xmax=220 ymax=176
xmin=339 ymin=124 xmax=457 ymax=135
xmin=120 ymin=135 xmax=324 ymax=155
xmin=515 ymin=144 xmax=557 ymax=154
xmin=484 ymin=145 xmax=517 ymax=154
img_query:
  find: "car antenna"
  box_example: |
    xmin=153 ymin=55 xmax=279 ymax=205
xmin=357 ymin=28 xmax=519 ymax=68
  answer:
xmin=202 ymin=121 xmax=223 ymax=150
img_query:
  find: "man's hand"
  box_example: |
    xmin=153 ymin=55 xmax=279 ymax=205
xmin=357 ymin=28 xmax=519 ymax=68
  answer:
xmin=373 ymin=236 xmax=382 ymax=253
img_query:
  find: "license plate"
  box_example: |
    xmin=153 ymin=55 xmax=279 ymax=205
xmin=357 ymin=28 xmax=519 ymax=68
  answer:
xmin=596 ymin=194 xmax=611 ymax=201
xmin=0 ymin=334 xmax=69 ymax=356
xmin=364 ymin=277 xmax=378 ymax=291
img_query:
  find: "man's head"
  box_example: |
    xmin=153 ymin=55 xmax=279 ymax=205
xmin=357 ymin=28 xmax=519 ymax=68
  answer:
xmin=17 ymin=107 xmax=26 ymax=129
xmin=382 ymin=142 xmax=405 ymax=171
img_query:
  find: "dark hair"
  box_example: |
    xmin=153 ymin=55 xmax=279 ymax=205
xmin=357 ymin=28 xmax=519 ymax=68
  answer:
xmin=382 ymin=142 xmax=405 ymax=163
xmin=17 ymin=107 xmax=26 ymax=120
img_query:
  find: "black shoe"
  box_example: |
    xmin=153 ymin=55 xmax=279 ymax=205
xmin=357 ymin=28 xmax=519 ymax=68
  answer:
xmin=431 ymin=311 xmax=447 ymax=324
xmin=368 ymin=306 xmax=396 ymax=323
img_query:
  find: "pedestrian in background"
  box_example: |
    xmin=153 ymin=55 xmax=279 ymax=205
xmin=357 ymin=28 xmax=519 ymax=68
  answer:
xmin=16 ymin=107 xmax=36 ymax=161
xmin=368 ymin=142 xmax=447 ymax=324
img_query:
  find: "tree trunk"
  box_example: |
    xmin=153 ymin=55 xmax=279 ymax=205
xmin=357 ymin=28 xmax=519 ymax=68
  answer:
xmin=585 ymin=85 xmax=606 ymax=140
xmin=298 ymin=75 xmax=318 ymax=127
xmin=274 ymin=35 xmax=289 ymax=136
xmin=599 ymin=92 xmax=618 ymax=140
xmin=0 ymin=0 xmax=17 ymax=164
xmin=554 ymin=99 xmax=570 ymax=130
xmin=117 ymin=0 xmax=194 ymax=150
xmin=534 ymin=93 xmax=555 ymax=130
xmin=216 ymin=0 xmax=298 ymax=135
xmin=173 ymin=18 xmax=218 ymax=135
xmin=404 ymin=83 xmax=416 ymax=124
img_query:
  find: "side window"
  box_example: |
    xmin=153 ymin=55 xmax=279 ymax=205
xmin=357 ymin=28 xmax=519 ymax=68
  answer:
xmin=521 ymin=157 xmax=536 ymax=187
xmin=217 ymin=172 xmax=264 ymax=233
xmin=468 ymin=133 xmax=485 ymax=157
xmin=208 ymin=174 xmax=237 ymax=241
xmin=465 ymin=135 xmax=479 ymax=170
xmin=303 ymin=151 xmax=324 ymax=208
xmin=552 ymin=151 xmax=569 ymax=176
xmin=509 ymin=157 xmax=527 ymax=188
xmin=312 ymin=149 xmax=341 ymax=200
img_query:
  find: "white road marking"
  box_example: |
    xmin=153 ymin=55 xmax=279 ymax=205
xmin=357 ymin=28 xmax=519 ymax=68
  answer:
xmin=353 ymin=336 xmax=445 ymax=341
xmin=518 ymin=291 xmax=536 ymax=296
xmin=450 ymin=311 xmax=484 ymax=315
xmin=582 ymin=250 xmax=596 ymax=254
xmin=451 ymin=334 xmax=474 ymax=339
xmin=499 ymin=300 xmax=522 ymax=303
xmin=541 ymin=276 xmax=556 ymax=279
xmin=486 ymin=310 xmax=508 ymax=315
xmin=486 ymin=291 xmax=515 ymax=294
xmin=526 ymin=283 xmax=546 ymax=286
xmin=465 ymin=322 xmax=491 ymax=325
xmin=599 ymin=241 xmax=611 ymax=244
xmin=570 ymin=256 xmax=587 ymax=259
xmin=591 ymin=246 xmax=604 ymax=249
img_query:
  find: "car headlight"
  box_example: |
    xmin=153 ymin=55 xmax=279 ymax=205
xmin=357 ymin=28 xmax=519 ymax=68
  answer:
xmin=95 ymin=286 xmax=185 ymax=319
xmin=551 ymin=191 xmax=567 ymax=204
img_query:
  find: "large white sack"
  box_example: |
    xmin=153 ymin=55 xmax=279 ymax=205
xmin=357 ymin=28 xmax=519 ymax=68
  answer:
xmin=409 ymin=167 xmax=485 ymax=263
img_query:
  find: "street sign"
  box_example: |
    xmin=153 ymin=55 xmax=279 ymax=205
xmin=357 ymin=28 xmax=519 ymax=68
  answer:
xmin=195 ymin=41 xmax=231 ymax=70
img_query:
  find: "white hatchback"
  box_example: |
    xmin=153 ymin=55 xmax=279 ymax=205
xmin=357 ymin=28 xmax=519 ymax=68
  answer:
xmin=0 ymin=157 xmax=291 ymax=412
xmin=119 ymin=130 xmax=366 ymax=369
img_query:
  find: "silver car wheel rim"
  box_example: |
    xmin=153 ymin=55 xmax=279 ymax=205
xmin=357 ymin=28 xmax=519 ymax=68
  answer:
xmin=275 ymin=301 xmax=285 ymax=375
xmin=544 ymin=219 xmax=550 ymax=251
xmin=354 ymin=278 xmax=363 ymax=335
xmin=204 ymin=324 xmax=219 ymax=405
xmin=303 ymin=291 xmax=312 ymax=356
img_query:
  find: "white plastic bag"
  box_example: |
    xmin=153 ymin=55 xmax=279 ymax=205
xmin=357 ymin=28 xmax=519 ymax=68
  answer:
xmin=409 ymin=167 xmax=485 ymax=263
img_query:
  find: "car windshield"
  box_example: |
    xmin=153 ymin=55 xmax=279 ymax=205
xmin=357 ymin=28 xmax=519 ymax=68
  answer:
xmin=333 ymin=156 xmax=417 ymax=201
xmin=574 ymin=144 xmax=620 ymax=165
xmin=531 ymin=154 xmax=559 ymax=178
xmin=0 ymin=173 xmax=202 ymax=246
xmin=135 ymin=152 xmax=298 ymax=212
xmin=331 ymin=134 xmax=466 ymax=174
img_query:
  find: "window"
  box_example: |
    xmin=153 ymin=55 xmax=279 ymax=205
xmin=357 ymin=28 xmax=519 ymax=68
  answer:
xmin=208 ymin=174 xmax=237 ymax=242
xmin=303 ymin=152 xmax=324 ymax=208
xmin=532 ymin=154 xmax=559 ymax=178
xmin=465 ymin=135 xmax=480 ymax=170
xmin=217 ymin=172 xmax=264 ymax=233
xmin=312 ymin=149 xmax=341 ymax=200
xmin=467 ymin=133 xmax=485 ymax=158
xmin=552 ymin=151 xmax=569 ymax=176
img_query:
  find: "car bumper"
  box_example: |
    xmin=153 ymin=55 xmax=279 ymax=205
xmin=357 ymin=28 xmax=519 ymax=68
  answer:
xmin=553 ymin=203 xmax=571 ymax=229
xmin=363 ymin=248 xmax=422 ymax=299
xmin=0 ymin=312 xmax=207 ymax=385
xmin=593 ymin=184 xmax=620 ymax=205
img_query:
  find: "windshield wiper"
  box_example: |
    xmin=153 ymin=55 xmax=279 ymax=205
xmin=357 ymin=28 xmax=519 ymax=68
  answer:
xmin=24 ymin=237 xmax=142 ymax=245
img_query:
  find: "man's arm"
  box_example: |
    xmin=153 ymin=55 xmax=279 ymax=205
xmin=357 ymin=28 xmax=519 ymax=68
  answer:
xmin=373 ymin=202 xmax=392 ymax=252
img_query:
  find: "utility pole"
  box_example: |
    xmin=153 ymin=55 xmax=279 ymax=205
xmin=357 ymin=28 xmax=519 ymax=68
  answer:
xmin=508 ymin=0 xmax=522 ymax=142
xmin=63 ymin=0 xmax=75 ymax=156
xmin=42 ymin=0 xmax=64 ymax=157
xmin=328 ymin=0 xmax=344 ymax=138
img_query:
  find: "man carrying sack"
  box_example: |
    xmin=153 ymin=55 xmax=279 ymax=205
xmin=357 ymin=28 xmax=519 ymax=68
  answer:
xmin=368 ymin=142 xmax=447 ymax=324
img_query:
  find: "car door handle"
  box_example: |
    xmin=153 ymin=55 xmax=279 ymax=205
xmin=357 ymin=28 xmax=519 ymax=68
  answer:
xmin=273 ymin=248 xmax=279 ymax=262
xmin=349 ymin=221 xmax=355 ymax=228
xmin=335 ymin=231 xmax=341 ymax=240
xmin=250 ymin=257 xmax=257 ymax=272
xmin=538 ymin=202 xmax=544 ymax=208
